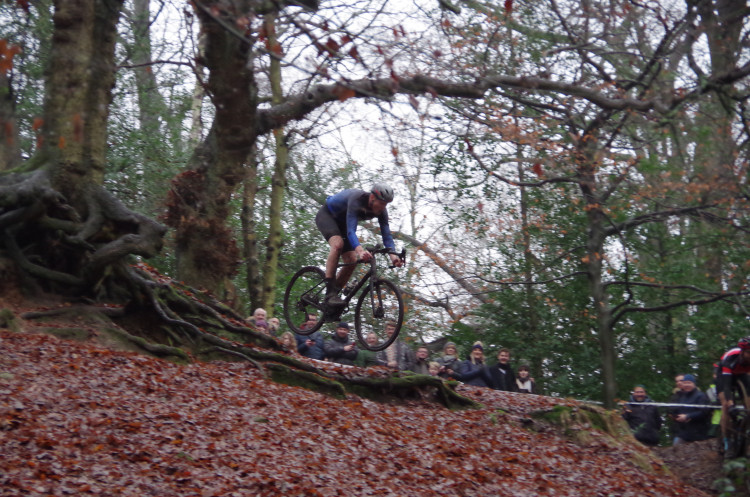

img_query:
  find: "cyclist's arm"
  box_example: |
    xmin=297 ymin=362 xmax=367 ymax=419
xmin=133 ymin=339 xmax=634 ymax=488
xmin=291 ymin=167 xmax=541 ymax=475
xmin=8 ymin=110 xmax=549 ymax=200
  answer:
xmin=721 ymin=372 xmax=734 ymax=406
xmin=376 ymin=210 xmax=396 ymax=250
xmin=345 ymin=202 xmax=362 ymax=249
xmin=377 ymin=211 xmax=405 ymax=266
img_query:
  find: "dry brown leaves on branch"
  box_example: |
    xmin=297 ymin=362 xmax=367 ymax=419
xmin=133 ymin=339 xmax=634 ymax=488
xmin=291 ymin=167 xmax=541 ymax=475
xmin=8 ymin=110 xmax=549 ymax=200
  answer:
xmin=0 ymin=331 xmax=710 ymax=497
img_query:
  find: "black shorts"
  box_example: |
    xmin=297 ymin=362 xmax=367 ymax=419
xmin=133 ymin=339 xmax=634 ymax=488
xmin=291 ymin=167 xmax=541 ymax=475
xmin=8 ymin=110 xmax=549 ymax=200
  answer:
xmin=717 ymin=373 xmax=750 ymax=399
xmin=315 ymin=205 xmax=355 ymax=252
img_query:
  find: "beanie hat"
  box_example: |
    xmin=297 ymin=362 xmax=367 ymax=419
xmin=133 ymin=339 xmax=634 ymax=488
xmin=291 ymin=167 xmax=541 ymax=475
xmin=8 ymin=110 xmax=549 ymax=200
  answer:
xmin=682 ymin=374 xmax=696 ymax=383
xmin=337 ymin=322 xmax=350 ymax=329
xmin=444 ymin=341 xmax=457 ymax=350
xmin=472 ymin=341 xmax=484 ymax=351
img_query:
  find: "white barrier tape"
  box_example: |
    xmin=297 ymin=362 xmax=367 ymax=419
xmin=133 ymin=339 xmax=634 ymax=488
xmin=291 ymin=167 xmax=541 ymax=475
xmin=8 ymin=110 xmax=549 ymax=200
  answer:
xmin=620 ymin=401 xmax=723 ymax=409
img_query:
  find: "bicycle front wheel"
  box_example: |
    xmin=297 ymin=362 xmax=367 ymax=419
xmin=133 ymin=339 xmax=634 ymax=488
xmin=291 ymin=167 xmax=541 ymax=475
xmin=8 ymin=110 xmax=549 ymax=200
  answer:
xmin=354 ymin=278 xmax=404 ymax=352
xmin=283 ymin=266 xmax=326 ymax=335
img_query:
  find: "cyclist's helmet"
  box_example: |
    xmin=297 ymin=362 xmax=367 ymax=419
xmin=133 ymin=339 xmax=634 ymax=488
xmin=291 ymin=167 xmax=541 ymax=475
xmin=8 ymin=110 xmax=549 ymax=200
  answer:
xmin=371 ymin=182 xmax=394 ymax=203
xmin=738 ymin=336 xmax=750 ymax=350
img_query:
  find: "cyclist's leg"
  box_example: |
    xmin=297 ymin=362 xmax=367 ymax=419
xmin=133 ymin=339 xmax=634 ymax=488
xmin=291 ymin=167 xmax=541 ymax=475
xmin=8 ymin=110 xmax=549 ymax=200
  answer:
xmin=718 ymin=373 xmax=731 ymax=449
xmin=719 ymin=390 xmax=730 ymax=452
xmin=335 ymin=249 xmax=357 ymax=289
xmin=325 ymin=236 xmax=344 ymax=280
xmin=315 ymin=206 xmax=345 ymax=296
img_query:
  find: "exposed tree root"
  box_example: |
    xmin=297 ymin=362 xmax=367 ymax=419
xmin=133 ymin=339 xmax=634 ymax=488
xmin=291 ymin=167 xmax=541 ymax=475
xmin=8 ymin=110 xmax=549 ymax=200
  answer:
xmin=105 ymin=325 xmax=191 ymax=361
xmin=208 ymin=346 xmax=267 ymax=379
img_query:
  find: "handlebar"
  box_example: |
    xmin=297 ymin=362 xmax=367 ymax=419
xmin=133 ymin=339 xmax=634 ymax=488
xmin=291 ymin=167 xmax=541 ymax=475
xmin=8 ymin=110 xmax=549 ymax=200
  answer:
xmin=337 ymin=245 xmax=406 ymax=268
xmin=363 ymin=244 xmax=406 ymax=268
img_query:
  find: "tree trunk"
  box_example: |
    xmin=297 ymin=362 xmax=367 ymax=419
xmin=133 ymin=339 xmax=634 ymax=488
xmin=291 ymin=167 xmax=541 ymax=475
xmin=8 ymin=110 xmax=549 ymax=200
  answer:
xmin=517 ymin=147 xmax=543 ymax=393
xmin=44 ymin=0 xmax=123 ymax=202
xmin=0 ymin=69 xmax=21 ymax=171
xmin=188 ymin=32 xmax=206 ymax=147
xmin=242 ymin=145 xmax=261 ymax=311
xmin=261 ymin=13 xmax=288 ymax=316
xmin=578 ymin=138 xmax=617 ymax=408
xmin=130 ymin=0 xmax=164 ymax=140
xmin=166 ymin=0 xmax=258 ymax=297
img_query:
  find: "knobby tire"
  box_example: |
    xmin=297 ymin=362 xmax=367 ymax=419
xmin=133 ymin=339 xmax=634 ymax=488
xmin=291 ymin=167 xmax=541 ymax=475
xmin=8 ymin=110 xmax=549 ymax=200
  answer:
xmin=283 ymin=266 xmax=326 ymax=335
xmin=354 ymin=278 xmax=404 ymax=352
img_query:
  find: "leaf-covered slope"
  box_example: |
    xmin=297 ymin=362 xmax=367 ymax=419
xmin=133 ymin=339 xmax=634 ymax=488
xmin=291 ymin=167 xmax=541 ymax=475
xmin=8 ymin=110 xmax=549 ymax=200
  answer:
xmin=1 ymin=331 xmax=708 ymax=497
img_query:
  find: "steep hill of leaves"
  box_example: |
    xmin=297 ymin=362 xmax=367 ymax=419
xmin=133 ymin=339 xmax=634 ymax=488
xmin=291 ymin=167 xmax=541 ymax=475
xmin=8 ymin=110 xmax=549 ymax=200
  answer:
xmin=0 ymin=330 xmax=709 ymax=497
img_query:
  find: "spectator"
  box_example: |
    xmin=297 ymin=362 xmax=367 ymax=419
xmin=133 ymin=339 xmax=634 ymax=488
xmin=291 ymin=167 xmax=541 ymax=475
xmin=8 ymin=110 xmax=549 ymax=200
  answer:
xmin=516 ymin=365 xmax=536 ymax=394
xmin=705 ymin=365 xmax=721 ymax=438
xmin=488 ymin=348 xmax=518 ymax=392
xmin=268 ymin=317 xmax=281 ymax=336
xmin=410 ymin=346 xmax=431 ymax=375
xmin=376 ymin=321 xmax=414 ymax=371
xmin=622 ymin=385 xmax=661 ymax=446
xmin=667 ymin=373 xmax=685 ymax=441
xmin=324 ymin=322 xmax=359 ymax=366
xmin=436 ymin=341 xmax=461 ymax=379
xmin=671 ymin=374 xmax=685 ymax=398
xmin=669 ymin=373 xmax=710 ymax=445
xmin=451 ymin=341 xmax=491 ymax=388
xmin=296 ymin=313 xmax=325 ymax=360
xmin=428 ymin=361 xmax=441 ymax=377
xmin=355 ymin=333 xmax=385 ymax=368
xmin=247 ymin=307 xmax=268 ymax=332
xmin=279 ymin=331 xmax=296 ymax=351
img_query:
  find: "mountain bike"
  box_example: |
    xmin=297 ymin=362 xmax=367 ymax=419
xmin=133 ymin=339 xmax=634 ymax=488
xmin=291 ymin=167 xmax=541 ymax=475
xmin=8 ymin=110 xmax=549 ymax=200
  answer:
xmin=724 ymin=381 xmax=750 ymax=460
xmin=283 ymin=245 xmax=405 ymax=352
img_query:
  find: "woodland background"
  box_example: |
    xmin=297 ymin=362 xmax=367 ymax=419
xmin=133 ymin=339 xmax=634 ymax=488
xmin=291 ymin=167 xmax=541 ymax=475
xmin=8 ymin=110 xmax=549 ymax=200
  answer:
xmin=1 ymin=0 xmax=750 ymax=408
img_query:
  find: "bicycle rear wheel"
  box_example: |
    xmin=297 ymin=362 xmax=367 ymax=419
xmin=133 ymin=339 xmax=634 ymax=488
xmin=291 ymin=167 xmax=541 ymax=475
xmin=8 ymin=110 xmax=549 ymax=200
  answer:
xmin=354 ymin=278 xmax=403 ymax=352
xmin=725 ymin=381 xmax=750 ymax=459
xmin=283 ymin=266 xmax=326 ymax=335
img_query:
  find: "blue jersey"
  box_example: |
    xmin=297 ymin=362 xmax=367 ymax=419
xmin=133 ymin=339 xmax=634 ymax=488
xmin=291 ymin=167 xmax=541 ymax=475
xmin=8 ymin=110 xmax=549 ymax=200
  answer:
xmin=325 ymin=189 xmax=395 ymax=250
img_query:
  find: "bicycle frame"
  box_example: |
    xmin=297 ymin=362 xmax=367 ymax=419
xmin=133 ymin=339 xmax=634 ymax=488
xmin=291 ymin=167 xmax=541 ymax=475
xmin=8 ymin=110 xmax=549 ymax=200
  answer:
xmin=334 ymin=245 xmax=402 ymax=310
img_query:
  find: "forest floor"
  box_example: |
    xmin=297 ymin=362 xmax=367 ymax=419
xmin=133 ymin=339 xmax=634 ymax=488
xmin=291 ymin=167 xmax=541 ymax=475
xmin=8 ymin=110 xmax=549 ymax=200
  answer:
xmin=652 ymin=440 xmax=730 ymax=496
xmin=0 ymin=295 xmax=741 ymax=496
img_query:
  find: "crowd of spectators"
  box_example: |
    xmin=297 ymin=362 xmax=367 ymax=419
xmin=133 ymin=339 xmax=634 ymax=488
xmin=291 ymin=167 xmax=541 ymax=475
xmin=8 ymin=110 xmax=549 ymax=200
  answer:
xmin=621 ymin=373 xmax=714 ymax=447
xmin=248 ymin=308 xmax=730 ymax=449
xmin=245 ymin=309 xmax=537 ymax=393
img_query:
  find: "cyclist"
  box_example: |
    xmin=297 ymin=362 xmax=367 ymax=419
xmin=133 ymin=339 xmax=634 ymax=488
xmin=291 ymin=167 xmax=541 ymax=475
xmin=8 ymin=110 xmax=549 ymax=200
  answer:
xmin=717 ymin=336 xmax=750 ymax=450
xmin=315 ymin=183 xmax=403 ymax=305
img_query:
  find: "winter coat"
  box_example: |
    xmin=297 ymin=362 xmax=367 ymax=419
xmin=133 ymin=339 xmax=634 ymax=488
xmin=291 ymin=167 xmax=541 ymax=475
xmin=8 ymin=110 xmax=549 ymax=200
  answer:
xmin=296 ymin=331 xmax=325 ymax=360
xmin=436 ymin=354 xmax=461 ymax=378
xmin=376 ymin=340 xmax=414 ymax=371
xmin=516 ymin=378 xmax=536 ymax=394
xmin=622 ymin=394 xmax=662 ymax=446
xmin=355 ymin=349 xmax=384 ymax=368
xmin=410 ymin=359 xmax=431 ymax=375
xmin=454 ymin=359 xmax=491 ymax=387
xmin=487 ymin=362 xmax=518 ymax=392
xmin=669 ymin=388 xmax=710 ymax=442
xmin=324 ymin=333 xmax=358 ymax=365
